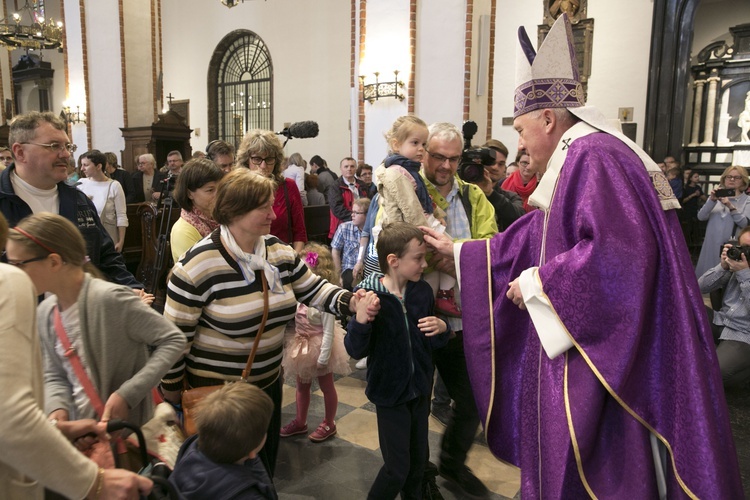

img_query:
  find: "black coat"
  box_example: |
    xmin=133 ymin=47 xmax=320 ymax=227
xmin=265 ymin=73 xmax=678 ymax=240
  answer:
xmin=131 ymin=170 xmax=168 ymax=203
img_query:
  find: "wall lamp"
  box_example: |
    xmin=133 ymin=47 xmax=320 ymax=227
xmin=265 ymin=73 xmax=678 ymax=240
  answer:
xmin=359 ymin=70 xmax=404 ymax=104
xmin=61 ymin=104 xmax=85 ymax=124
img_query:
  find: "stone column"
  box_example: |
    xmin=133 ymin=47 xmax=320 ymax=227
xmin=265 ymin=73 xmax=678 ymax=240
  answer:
xmin=689 ymin=79 xmax=705 ymax=147
xmin=701 ymin=72 xmax=720 ymax=146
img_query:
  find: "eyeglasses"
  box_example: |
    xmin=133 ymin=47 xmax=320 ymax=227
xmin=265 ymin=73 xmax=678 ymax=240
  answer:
xmin=2 ymin=253 xmax=48 ymax=267
xmin=20 ymin=142 xmax=77 ymax=154
xmin=249 ymin=156 xmax=277 ymax=166
xmin=427 ymin=151 xmax=460 ymax=166
xmin=725 ymin=175 xmax=743 ymax=181
xmin=519 ymin=161 xmax=530 ymax=167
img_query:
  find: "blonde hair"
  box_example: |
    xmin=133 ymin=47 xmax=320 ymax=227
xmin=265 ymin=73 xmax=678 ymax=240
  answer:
xmin=299 ymin=242 xmax=338 ymax=286
xmin=720 ymin=165 xmax=749 ymax=190
xmin=8 ymin=213 xmax=87 ymax=267
xmin=385 ymin=115 xmax=428 ymax=155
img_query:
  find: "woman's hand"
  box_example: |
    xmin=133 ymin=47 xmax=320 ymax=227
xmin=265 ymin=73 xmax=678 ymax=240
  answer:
xmin=101 ymin=392 xmax=129 ymax=423
xmin=354 ymin=291 xmax=380 ymax=324
xmin=418 ymin=316 xmax=447 ymax=337
xmin=56 ymin=419 xmax=106 ymax=443
xmin=133 ymin=288 xmax=155 ymax=306
xmin=351 ymin=289 xmax=380 ymax=322
xmin=87 ymin=469 xmax=153 ymax=500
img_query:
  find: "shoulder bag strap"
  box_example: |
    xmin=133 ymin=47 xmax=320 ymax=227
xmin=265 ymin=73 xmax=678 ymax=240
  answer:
xmin=282 ymin=181 xmax=293 ymax=242
xmin=241 ymin=272 xmax=270 ymax=381
xmin=53 ymin=306 xmax=106 ymax=418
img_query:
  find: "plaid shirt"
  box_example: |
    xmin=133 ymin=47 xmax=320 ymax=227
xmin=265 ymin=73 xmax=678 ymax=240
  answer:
xmin=331 ymin=221 xmax=363 ymax=271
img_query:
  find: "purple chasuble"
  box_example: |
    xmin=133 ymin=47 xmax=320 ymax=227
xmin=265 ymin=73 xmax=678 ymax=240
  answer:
xmin=460 ymin=132 xmax=743 ymax=498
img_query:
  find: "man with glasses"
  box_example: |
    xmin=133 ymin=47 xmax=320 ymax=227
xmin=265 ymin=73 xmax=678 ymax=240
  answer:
xmin=423 ymin=14 xmax=742 ymax=498
xmin=328 ymin=156 xmax=368 ymax=239
xmin=420 ymin=122 xmax=497 ymax=499
xmin=331 ymin=197 xmax=370 ymax=291
xmin=0 ymin=111 xmax=140 ymax=287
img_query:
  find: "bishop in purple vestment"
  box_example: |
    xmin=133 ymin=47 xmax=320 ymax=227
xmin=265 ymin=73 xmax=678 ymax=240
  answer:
xmin=424 ymin=14 xmax=743 ymax=499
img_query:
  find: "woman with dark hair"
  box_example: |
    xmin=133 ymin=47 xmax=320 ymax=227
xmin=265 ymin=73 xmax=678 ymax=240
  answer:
xmin=78 ymin=150 xmax=128 ymax=252
xmin=170 ymin=158 xmax=224 ymax=262
xmin=236 ymin=129 xmax=307 ymax=252
xmin=161 ymin=168 xmax=377 ymax=477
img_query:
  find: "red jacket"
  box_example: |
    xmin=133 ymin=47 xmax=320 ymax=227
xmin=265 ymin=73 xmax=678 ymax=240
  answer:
xmin=328 ymin=178 xmax=368 ymax=238
xmin=272 ymin=178 xmax=307 ymax=244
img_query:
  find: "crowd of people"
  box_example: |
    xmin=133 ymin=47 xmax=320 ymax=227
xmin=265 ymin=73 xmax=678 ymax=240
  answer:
xmin=0 ymin=13 xmax=747 ymax=500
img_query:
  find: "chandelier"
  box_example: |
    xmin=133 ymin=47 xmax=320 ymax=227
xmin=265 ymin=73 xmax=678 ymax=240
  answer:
xmin=0 ymin=0 xmax=63 ymax=51
xmin=221 ymin=0 xmax=245 ymax=7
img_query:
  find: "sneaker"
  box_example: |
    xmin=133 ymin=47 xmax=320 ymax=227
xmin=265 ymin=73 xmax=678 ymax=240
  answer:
xmin=355 ymin=357 xmax=368 ymax=369
xmin=435 ymin=289 xmax=461 ymax=317
xmin=431 ymin=403 xmax=453 ymax=427
xmin=308 ymin=421 xmax=337 ymax=442
xmin=280 ymin=419 xmax=307 ymax=437
xmin=438 ymin=464 xmax=489 ymax=498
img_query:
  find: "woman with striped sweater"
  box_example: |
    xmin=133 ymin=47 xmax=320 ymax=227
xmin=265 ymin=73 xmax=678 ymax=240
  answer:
xmin=161 ymin=167 xmax=376 ymax=477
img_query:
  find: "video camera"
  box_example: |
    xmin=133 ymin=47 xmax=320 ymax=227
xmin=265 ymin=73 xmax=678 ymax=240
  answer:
xmin=458 ymin=120 xmax=496 ymax=183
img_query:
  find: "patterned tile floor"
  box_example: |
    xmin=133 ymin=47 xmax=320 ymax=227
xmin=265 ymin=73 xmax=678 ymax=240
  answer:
xmin=273 ymin=358 xmax=750 ymax=498
xmin=274 ymin=360 xmax=521 ymax=499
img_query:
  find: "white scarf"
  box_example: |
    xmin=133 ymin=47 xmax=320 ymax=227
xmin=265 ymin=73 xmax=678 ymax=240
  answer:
xmin=220 ymin=225 xmax=284 ymax=293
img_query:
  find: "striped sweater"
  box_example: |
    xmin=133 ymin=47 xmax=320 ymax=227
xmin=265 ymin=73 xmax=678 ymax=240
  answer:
xmin=162 ymin=230 xmax=350 ymax=391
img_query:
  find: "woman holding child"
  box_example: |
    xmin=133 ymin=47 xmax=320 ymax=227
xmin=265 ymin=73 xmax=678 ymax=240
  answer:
xmin=161 ymin=163 xmax=376 ymax=476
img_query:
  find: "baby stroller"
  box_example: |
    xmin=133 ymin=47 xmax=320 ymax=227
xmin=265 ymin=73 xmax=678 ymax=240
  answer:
xmin=107 ymin=420 xmax=185 ymax=500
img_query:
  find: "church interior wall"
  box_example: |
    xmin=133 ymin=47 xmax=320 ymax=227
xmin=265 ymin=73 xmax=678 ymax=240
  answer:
xmin=160 ymin=0 xmax=352 ymax=166
xmin=123 ymin=0 xmax=156 ymax=138
xmin=84 ymin=0 xmax=126 ymax=156
xmin=0 ymin=1 xmax=717 ymax=168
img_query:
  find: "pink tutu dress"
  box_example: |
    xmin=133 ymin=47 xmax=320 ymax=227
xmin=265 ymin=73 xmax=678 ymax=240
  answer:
xmin=282 ymin=303 xmax=351 ymax=383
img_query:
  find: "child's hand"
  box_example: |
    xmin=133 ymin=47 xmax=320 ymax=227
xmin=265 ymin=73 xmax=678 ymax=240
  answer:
xmin=355 ymin=291 xmax=379 ymax=324
xmin=418 ymin=316 xmax=446 ymax=337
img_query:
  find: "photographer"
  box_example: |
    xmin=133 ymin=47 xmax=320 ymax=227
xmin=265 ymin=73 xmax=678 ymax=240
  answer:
xmin=698 ymin=225 xmax=750 ymax=388
xmin=464 ymin=139 xmax=525 ymax=231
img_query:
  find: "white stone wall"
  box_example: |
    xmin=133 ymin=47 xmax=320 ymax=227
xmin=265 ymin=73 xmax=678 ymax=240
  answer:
xmin=160 ymin=0 xmax=352 ymax=166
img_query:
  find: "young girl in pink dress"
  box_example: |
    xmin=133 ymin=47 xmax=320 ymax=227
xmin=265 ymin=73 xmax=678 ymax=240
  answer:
xmin=280 ymin=242 xmax=352 ymax=442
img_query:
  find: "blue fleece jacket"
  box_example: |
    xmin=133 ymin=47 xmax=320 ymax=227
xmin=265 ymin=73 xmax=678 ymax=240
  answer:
xmin=345 ymin=273 xmax=449 ymax=407
xmin=169 ymin=435 xmax=278 ymax=500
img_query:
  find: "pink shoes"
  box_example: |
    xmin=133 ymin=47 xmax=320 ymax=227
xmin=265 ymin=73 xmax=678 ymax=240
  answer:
xmin=435 ymin=289 xmax=461 ymax=317
xmin=308 ymin=421 xmax=337 ymax=442
xmin=280 ymin=419 xmax=308 ymax=437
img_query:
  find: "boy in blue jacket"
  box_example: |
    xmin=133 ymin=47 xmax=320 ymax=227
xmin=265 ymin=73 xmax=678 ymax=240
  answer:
xmin=347 ymin=222 xmax=449 ymax=499
xmin=169 ymin=383 xmax=278 ymax=499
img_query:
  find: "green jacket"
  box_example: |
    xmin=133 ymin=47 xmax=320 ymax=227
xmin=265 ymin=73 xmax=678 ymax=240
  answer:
xmin=421 ymin=172 xmax=498 ymax=240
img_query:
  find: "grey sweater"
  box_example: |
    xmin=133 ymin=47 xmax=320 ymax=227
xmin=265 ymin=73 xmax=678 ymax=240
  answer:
xmin=38 ymin=275 xmax=186 ymax=426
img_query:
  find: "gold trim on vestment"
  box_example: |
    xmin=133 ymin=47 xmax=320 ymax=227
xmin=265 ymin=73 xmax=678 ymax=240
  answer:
xmin=564 ymin=351 xmax=597 ymax=499
xmin=534 ymin=271 xmax=699 ymax=499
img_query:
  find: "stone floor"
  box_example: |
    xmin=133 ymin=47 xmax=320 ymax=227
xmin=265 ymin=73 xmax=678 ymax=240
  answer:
xmin=274 ymin=362 xmax=520 ymax=500
xmin=273 ymin=359 xmax=750 ymax=499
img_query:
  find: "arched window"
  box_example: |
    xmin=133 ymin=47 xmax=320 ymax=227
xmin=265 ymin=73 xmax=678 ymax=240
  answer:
xmin=208 ymin=30 xmax=273 ymax=147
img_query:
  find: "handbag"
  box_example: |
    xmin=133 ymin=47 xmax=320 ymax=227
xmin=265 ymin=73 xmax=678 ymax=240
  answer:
xmin=181 ymin=272 xmax=270 ymax=436
xmin=53 ymin=306 xmax=116 ymax=469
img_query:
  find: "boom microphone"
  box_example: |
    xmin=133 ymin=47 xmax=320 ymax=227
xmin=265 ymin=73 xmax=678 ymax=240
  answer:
xmin=277 ymin=121 xmax=319 ymax=140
